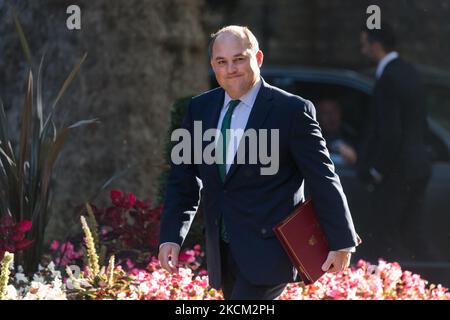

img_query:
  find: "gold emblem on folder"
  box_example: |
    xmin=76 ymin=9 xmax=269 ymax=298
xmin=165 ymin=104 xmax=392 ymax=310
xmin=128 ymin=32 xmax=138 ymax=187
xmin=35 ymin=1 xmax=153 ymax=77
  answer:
xmin=308 ymin=235 xmax=317 ymax=246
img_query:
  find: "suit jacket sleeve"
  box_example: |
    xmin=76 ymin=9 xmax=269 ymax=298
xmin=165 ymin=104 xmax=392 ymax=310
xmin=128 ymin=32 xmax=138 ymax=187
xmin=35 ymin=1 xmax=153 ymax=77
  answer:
xmin=289 ymin=99 xmax=359 ymax=251
xmin=158 ymin=99 xmax=200 ymax=247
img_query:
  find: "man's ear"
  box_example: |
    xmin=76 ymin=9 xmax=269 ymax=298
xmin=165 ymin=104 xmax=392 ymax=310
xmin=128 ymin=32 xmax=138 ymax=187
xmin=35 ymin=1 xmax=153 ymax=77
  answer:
xmin=256 ymin=50 xmax=264 ymax=67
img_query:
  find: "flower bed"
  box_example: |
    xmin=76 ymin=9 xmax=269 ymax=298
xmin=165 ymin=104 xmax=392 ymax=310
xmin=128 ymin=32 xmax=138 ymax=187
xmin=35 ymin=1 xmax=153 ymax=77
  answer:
xmin=3 ymin=253 xmax=449 ymax=300
xmin=1 ymin=190 xmax=448 ymax=300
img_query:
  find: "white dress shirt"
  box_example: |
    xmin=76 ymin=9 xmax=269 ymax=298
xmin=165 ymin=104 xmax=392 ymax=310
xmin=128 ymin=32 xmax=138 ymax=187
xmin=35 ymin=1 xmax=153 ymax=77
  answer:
xmin=216 ymin=78 xmax=262 ymax=172
xmin=376 ymin=51 xmax=399 ymax=79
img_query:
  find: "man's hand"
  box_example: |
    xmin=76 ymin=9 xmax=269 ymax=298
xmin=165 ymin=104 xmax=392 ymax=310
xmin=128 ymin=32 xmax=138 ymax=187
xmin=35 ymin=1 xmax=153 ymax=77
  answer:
xmin=338 ymin=143 xmax=357 ymax=166
xmin=158 ymin=243 xmax=180 ymax=273
xmin=321 ymin=251 xmax=351 ymax=273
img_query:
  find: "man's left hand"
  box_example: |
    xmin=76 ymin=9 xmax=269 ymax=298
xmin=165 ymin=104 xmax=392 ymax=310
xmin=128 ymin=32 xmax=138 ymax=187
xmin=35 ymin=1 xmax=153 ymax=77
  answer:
xmin=321 ymin=251 xmax=351 ymax=273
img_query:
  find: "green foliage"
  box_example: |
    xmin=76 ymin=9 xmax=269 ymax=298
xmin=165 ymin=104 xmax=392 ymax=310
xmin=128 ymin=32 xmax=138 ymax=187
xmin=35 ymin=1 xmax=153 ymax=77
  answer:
xmin=155 ymin=96 xmax=192 ymax=205
xmin=155 ymin=96 xmax=205 ymax=249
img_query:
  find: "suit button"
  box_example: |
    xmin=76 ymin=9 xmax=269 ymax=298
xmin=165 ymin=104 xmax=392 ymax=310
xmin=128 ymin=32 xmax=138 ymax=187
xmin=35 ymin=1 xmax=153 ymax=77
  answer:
xmin=223 ymin=189 xmax=228 ymax=194
xmin=261 ymin=228 xmax=267 ymax=235
xmin=214 ymin=219 xmax=218 ymax=226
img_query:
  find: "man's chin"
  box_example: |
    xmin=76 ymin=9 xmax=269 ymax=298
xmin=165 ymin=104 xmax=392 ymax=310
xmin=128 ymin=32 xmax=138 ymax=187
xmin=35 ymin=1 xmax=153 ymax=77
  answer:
xmin=223 ymin=84 xmax=245 ymax=97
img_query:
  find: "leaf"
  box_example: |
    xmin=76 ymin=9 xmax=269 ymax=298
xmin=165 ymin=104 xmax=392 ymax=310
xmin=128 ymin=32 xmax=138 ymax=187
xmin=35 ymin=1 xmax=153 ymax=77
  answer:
xmin=0 ymin=146 xmax=15 ymax=168
xmin=40 ymin=53 xmax=87 ymax=142
xmin=68 ymin=118 xmax=100 ymax=129
xmin=36 ymin=53 xmax=45 ymax=133
xmin=29 ymin=54 xmax=46 ymax=216
xmin=51 ymin=52 xmax=87 ymax=110
xmin=0 ymin=98 xmax=15 ymax=161
xmin=40 ymin=128 xmax=70 ymax=202
xmin=97 ymin=169 xmax=129 ymax=195
xmin=17 ymin=70 xmax=33 ymax=222
xmin=13 ymin=10 xmax=32 ymax=65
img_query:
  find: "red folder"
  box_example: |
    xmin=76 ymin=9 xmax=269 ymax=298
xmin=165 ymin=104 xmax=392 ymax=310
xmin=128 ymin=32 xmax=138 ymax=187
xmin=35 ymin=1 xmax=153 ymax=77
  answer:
xmin=273 ymin=199 xmax=329 ymax=285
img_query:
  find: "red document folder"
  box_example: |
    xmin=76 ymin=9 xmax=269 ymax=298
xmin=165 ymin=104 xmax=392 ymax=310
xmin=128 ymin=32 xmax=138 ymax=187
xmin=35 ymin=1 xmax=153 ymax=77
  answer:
xmin=273 ymin=199 xmax=329 ymax=285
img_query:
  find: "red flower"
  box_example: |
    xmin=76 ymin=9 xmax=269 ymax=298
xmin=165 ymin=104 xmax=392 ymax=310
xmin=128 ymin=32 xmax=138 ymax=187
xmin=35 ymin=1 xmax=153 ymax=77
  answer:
xmin=123 ymin=193 xmax=136 ymax=209
xmin=15 ymin=220 xmax=33 ymax=233
xmin=110 ymin=189 xmax=124 ymax=207
xmin=15 ymin=239 xmax=34 ymax=250
xmin=107 ymin=207 xmax=124 ymax=229
xmin=136 ymin=200 xmax=150 ymax=210
xmin=11 ymin=232 xmax=25 ymax=242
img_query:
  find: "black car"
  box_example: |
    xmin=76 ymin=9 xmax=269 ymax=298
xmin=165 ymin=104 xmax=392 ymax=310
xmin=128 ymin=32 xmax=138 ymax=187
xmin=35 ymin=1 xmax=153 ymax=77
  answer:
xmin=210 ymin=66 xmax=450 ymax=285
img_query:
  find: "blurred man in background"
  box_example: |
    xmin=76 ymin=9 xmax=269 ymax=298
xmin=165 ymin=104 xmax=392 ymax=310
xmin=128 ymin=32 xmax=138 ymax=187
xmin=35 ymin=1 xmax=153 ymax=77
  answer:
xmin=317 ymin=99 xmax=358 ymax=167
xmin=358 ymin=24 xmax=431 ymax=262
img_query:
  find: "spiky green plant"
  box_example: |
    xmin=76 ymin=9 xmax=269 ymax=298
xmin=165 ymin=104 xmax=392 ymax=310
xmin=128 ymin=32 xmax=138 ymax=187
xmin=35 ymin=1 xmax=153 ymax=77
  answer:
xmin=80 ymin=216 xmax=100 ymax=277
xmin=65 ymin=217 xmax=136 ymax=300
xmin=107 ymin=255 xmax=115 ymax=286
xmin=0 ymin=252 xmax=14 ymax=300
xmin=0 ymin=11 xmax=98 ymax=274
xmin=85 ymin=204 xmax=100 ymax=250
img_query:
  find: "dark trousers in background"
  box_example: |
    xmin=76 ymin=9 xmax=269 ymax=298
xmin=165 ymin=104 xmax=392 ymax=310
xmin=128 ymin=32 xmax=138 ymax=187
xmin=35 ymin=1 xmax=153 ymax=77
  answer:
xmin=219 ymin=240 xmax=287 ymax=300
xmin=360 ymin=175 xmax=430 ymax=263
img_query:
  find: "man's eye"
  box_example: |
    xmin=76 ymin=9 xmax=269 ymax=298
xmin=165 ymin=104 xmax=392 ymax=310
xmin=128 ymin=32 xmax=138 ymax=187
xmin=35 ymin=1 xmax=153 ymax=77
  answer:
xmin=217 ymin=61 xmax=225 ymax=65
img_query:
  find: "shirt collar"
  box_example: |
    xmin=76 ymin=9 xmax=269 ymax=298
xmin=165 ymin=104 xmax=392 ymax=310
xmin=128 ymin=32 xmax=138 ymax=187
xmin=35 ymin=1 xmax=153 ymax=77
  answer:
xmin=376 ymin=51 xmax=399 ymax=79
xmin=223 ymin=77 xmax=262 ymax=109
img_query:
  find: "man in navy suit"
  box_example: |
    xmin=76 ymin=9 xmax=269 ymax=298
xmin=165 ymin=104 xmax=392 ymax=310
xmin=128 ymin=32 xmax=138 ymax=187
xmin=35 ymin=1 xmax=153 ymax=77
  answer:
xmin=158 ymin=25 xmax=359 ymax=300
xmin=358 ymin=24 xmax=431 ymax=261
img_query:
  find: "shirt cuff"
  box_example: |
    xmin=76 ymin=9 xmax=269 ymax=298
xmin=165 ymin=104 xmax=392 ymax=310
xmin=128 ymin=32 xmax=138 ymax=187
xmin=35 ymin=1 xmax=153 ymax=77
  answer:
xmin=369 ymin=167 xmax=383 ymax=183
xmin=159 ymin=242 xmax=181 ymax=251
xmin=338 ymin=246 xmax=356 ymax=253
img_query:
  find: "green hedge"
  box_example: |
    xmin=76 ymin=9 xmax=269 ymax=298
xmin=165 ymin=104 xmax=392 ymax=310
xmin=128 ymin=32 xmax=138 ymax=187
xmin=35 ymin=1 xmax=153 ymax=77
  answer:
xmin=156 ymin=96 xmax=205 ymax=249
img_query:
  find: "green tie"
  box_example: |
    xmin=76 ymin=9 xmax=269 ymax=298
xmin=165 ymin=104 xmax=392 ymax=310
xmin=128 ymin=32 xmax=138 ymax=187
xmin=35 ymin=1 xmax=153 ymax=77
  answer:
xmin=218 ymin=99 xmax=241 ymax=182
xmin=217 ymin=99 xmax=240 ymax=243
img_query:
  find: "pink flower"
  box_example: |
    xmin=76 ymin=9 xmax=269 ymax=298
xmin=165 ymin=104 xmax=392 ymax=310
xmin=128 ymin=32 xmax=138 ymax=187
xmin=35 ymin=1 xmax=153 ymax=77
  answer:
xmin=50 ymin=240 xmax=59 ymax=251
xmin=179 ymin=250 xmax=196 ymax=264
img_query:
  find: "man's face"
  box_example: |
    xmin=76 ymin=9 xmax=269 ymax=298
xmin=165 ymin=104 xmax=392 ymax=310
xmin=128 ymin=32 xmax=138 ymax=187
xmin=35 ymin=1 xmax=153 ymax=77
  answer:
xmin=360 ymin=31 xmax=376 ymax=62
xmin=210 ymin=33 xmax=263 ymax=99
xmin=317 ymin=100 xmax=342 ymax=135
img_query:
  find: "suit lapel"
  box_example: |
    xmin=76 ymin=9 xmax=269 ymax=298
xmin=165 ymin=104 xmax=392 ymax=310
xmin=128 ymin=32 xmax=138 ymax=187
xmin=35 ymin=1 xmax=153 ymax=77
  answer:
xmin=224 ymin=79 xmax=274 ymax=184
xmin=203 ymin=88 xmax=225 ymax=184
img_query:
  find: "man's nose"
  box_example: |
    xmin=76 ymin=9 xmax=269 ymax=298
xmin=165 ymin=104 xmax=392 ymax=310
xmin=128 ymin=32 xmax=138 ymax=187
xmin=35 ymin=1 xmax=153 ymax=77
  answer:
xmin=227 ymin=62 xmax=237 ymax=74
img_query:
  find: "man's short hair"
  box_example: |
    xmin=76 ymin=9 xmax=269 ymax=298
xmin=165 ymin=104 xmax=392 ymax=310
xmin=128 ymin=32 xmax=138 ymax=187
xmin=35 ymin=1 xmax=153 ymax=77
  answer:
xmin=362 ymin=23 xmax=396 ymax=52
xmin=208 ymin=25 xmax=259 ymax=59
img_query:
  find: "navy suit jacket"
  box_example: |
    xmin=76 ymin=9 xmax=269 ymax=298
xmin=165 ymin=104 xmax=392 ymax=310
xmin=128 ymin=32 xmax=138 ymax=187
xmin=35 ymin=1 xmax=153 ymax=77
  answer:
xmin=159 ymin=79 xmax=359 ymax=288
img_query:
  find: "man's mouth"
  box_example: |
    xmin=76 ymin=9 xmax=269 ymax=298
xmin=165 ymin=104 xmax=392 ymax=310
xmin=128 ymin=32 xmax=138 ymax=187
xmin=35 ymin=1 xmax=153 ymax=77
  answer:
xmin=227 ymin=74 xmax=242 ymax=79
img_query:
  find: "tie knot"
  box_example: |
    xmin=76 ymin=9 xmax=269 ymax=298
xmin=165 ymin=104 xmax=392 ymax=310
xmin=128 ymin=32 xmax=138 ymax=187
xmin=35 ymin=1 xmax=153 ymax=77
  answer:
xmin=228 ymin=99 xmax=240 ymax=111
